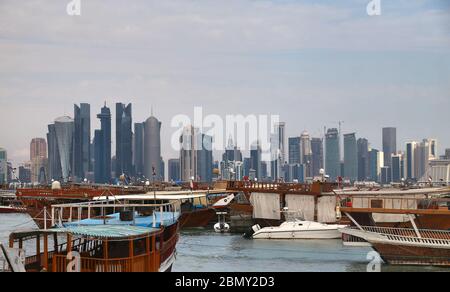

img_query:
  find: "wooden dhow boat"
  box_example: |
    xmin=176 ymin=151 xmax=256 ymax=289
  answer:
xmin=2 ymin=199 xmax=180 ymax=272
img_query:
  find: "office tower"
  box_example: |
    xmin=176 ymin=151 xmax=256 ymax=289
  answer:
xmin=243 ymin=158 xmax=251 ymax=178
xmin=47 ymin=124 xmax=62 ymax=181
xmin=30 ymin=138 xmax=47 ymax=161
xmin=30 ymin=138 xmax=48 ymax=184
xmin=381 ymin=166 xmax=392 ymax=185
xmin=405 ymin=142 xmax=417 ymax=180
xmin=445 ymin=149 xmax=450 ymax=160
xmin=19 ymin=164 xmax=31 ymax=183
xmin=116 ymin=103 xmax=133 ymax=177
xmin=134 ymin=123 xmax=145 ymax=177
xmin=168 ymin=159 xmax=181 ymax=182
xmin=343 ymin=133 xmax=358 ymax=181
xmin=391 ymin=154 xmax=403 ymax=183
xmin=357 ymin=138 xmax=369 ymax=181
xmin=179 ymin=127 xmax=212 ymax=183
xmin=54 ymin=116 xmax=75 ymax=182
xmin=311 ymin=138 xmax=324 ymax=177
xmin=325 ymin=128 xmax=340 ymax=180
xmin=261 ymin=161 xmax=268 ymax=179
xmin=144 ymin=115 xmax=162 ymax=181
xmin=95 ymin=105 xmax=112 ymax=184
xmin=250 ymin=142 xmax=262 ymax=180
xmin=74 ymin=103 xmax=91 ymax=180
xmin=197 ymin=134 xmax=213 ymax=183
xmin=223 ymin=137 xmax=242 ymax=163
xmin=288 ymin=137 xmax=301 ymax=165
xmin=277 ymin=122 xmax=286 ymax=164
xmin=382 ymin=127 xmax=397 ymax=167
xmin=416 ymin=139 xmax=438 ymax=180
xmin=300 ymin=131 xmax=312 ymax=178
xmin=0 ymin=148 xmax=7 ymax=184
xmin=160 ymin=158 xmax=165 ymax=181
xmin=369 ymin=149 xmax=384 ymax=182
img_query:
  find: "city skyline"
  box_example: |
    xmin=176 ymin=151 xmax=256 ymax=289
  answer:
xmin=1 ymin=1 xmax=449 ymax=167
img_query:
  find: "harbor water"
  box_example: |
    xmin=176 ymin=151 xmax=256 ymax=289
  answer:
xmin=0 ymin=214 xmax=446 ymax=272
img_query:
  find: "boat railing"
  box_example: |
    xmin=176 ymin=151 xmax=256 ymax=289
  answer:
xmin=49 ymin=200 xmax=180 ymax=228
xmin=340 ymin=196 xmax=450 ymax=211
xmin=347 ymin=225 xmax=450 ymax=243
xmin=52 ymin=253 xmax=158 ymax=273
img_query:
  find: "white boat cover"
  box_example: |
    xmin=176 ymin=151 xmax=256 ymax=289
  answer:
xmin=250 ymin=193 xmax=280 ymax=220
xmin=318 ymin=196 xmax=337 ymax=223
xmin=285 ymin=195 xmax=315 ymax=221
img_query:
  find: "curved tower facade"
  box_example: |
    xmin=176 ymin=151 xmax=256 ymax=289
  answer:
xmin=54 ymin=116 xmax=74 ymax=182
xmin=144 ymin=116 xmax=162 ymax=180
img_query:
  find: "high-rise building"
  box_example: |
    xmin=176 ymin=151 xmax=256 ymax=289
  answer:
xmin=357 ymin=138 xmax=369 ymax=181
xmin=133 ymin=123 xmax=145 ymax=177
xmin=416 ymin=139 xmax=438 ymax=180
xmin=288 ymin=137 xmax=301 ymax=165
xmin=343 ymin=133 xmax=358 ymax=182
xmin=168 ymin=159 xmax=180 ymax=182
xmin=250 ymin=142 xmax=262 ymax=180
xmin=116 ymin=103 xmax=133 ymax=177
xmin=197 ymin=134 xmax=213 ymax=183
xmin=368 ymin=149 xmax=384 ymax=182
xmin=223 ymin=137 xmax=243 ymax=163
xmin=270 ymin=122 xmax=286 ymax=180
xmin=30 ymin=138 xmax=47 ymax=161
xmin=311 ymin=138 xmax=323 ymax=177
xmin=144 ymin=115 xmax=163 ymax=181
xmin=47 ymin=124 xmax=62 ymax=181
xmin=74 ymin=103 xmax=91 ymax=180
xmin=325 ymin=128 xmax=340 ymax=180
xmin=381 ymin=166 xmax=392 ymax=185
xmin=300 ymin=131 xmax=313 ymax=177
xmin=405 ymin=142 xmax=417 ymax=180
xmin=382 ymin=127 xmax=397 ymax=168
xmin=180 ymin=126 xmax=212 ymax=182
xmin=445 ymin=149 xmax=450 ymax=160
xmin=19 ymin=163 xmax=31 ymax=183
xmin=0 ymin=148 xmax=7 ymax=184
xmin=95 ymin=105 xmax=112 ymax=184
xmin=391 ymin=154 xmax=403 ymax=183
xmin=30 ymin=138 xmax=48 ymax=184
xmin=54 ymin=116 xmax=75 ymax=182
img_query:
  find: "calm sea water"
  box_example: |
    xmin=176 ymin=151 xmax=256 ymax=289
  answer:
xmin=0 ymin=214 xmax=446 ymax=272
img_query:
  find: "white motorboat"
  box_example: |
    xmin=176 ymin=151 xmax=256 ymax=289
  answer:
xmin=251 ymin=220 xmax=347 ymax=240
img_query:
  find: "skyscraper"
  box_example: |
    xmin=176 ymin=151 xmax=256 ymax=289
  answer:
xmin=95 ymin=105 xmax=112 ymax=184
xmin=180 ymin=126 xmax=213 ymax=182
xmin=357 ymin=138 xmax=369 ymax=181
xmin=369 ymin=149 xmax=384 ymax=182
xmin=47 ymin=124 xmax=62 ymax=181
xmin=133 ymin=123 xmax=145 ymax=177
xmin=168 ymin=159 xmax=181 ymax=182
xmin=0 ymin=148 xmax=7 ymax=184
xmin=325 ymin=128 xmax=340 ymax=180
xmin=416 ymin=139 xmax=438 ymax=180
xmin=311 ymin=138 xmax=324 ymax=177
xmin=300 ymin=131 xmax=312 ymax=177
xmin=382 ymin=127 xmax=397 ymax=168
xmin=54 ymin=116 xmax=75 ymax=182
xmin=445 ymin=149 xmax=450 ymax=160
xmin=271 ymin=122 xmax=286 ymax=180
xmin=223 ymin=137 xmax=243 ymax=163
xmin=250 ymin=141 xmax=262 ymax=180
xmin=74 ymin=103 xmax=91 ymax=180
xmin=391 ymin=154 xmax=403 ymax=182
xmin=344 ymin=133 xmax=358 ymax=181
xmin=116 ymin=103 xmax=133 ymax=177
xmin=288 ymin=137 xmax=301 ymax=165
xmin=144 ymin=115 xmax=162 ymax=181
xmin=405 ymin=142 xmax=417 ymax=180
xmin=30 ymin=138 xmax=47 ymax=161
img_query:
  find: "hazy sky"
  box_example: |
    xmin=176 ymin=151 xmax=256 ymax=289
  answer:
xmin=1 ymin=0 xmax=449 ymax=166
